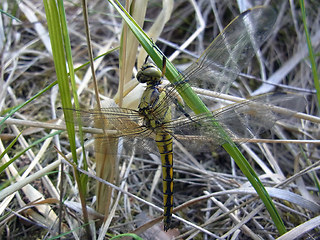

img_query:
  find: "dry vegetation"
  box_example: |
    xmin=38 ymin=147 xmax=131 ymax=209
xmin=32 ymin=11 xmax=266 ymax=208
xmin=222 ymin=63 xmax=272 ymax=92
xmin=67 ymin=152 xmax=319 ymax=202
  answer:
xmin=0 ymin=0 xmax=320 ymax=239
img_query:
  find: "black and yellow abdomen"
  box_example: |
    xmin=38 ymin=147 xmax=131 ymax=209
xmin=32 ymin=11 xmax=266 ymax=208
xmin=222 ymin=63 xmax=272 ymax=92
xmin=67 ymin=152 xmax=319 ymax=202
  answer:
xmin=155 ymin=132 xmax=173 ymax=231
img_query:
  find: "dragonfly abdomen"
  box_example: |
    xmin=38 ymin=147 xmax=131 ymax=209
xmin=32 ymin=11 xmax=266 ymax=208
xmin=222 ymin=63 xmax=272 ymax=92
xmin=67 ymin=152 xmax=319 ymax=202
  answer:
xmin=155 ymin=132 xmax=174 ymax=231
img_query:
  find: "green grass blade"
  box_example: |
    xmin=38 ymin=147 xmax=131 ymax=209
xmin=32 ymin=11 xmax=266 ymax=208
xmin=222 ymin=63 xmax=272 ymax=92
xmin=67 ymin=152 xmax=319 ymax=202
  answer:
xmin=43 ymin=0 xmax=91 ymax=237
xmin=0 ymin=81 xmax=56 ymax=133
xmin=43 ymin=0 xmax=77 ymax=162
xmin=110 ymin=233 xmax=143 ymax=240
xmin=0 ymin=8 xmax=21 ymax=22
xmin=299 ymin=0 xmax=320 ymax=112
xmin=0 ymin=130 xmax=62 ymax=180
xmin=57 ymin=0 xmax=89 ymax=194
xmin=0 ymin=131 xmax=23 ymax=175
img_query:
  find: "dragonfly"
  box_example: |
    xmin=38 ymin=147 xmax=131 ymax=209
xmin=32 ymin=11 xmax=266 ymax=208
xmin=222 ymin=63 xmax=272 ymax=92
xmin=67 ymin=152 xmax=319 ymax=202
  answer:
xmin=63 ymin=7 xmax=304 ymax=231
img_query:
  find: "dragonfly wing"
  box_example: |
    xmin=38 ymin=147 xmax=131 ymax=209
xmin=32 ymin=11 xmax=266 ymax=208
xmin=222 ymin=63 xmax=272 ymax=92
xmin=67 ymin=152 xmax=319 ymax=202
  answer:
xmin=215 ymin=92 xmax=305 ymax=139
xmin=181 ymin=7 xmax=276 ymax=93
xmin=63 ymin=107 xmax=152 ymax=138
xmin=94 ymin=135 xmax=159 ymax=156
xmin=168 ymin=92 xmax=305 ymax=151
xmin=62 ymin=107 xmax=159 ymax=154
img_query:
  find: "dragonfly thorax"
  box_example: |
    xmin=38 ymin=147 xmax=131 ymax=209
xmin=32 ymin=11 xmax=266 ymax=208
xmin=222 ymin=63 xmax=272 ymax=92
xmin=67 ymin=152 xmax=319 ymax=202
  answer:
xmin=136 ymin=63 xmax=162 ymax=86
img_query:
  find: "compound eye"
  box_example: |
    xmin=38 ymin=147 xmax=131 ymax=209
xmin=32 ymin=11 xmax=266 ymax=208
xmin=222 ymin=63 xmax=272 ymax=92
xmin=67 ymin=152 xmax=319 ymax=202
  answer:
xmin=137 ymin=63 xmax=162 ymax=83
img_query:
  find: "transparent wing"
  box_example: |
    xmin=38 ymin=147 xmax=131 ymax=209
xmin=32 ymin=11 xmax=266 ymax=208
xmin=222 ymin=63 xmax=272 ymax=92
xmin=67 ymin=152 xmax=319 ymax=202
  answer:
xmin=61 ymin=93 xmax=305 ymax=155
xmin=62 ymin=107 xmax=160 ymax=155
xmin=165 ymin=92 xmax=305 ymax=151
xmin=180 ymin=7 xmax=276 ymax=93
xmin=66 ymin=107 xmax=152 ymax=138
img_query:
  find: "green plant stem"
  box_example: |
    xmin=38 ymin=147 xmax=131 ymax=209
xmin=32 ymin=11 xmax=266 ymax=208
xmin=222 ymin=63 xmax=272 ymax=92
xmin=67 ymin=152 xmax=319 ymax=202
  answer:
xmin=43 ymin=0 xmax=91 ymax=238
xmin=300 ymin=0 xmax=320 ymax=112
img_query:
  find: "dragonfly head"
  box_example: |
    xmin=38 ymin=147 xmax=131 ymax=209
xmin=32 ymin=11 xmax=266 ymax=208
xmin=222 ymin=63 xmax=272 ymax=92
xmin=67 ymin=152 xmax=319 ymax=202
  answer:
xmin=136 ymin=63 xmax=162 ymax=85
